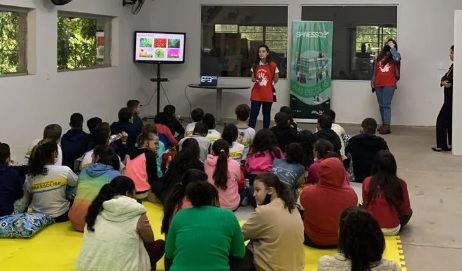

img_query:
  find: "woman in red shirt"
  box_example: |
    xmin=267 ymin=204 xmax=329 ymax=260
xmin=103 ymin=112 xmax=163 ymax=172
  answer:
xmin=371 ymin=39 xmax=401 ymax=135
xmin=362 ymin=150 xmax=412 ymax=235
xmin=249 ymin=45 xmax=279 ymax=129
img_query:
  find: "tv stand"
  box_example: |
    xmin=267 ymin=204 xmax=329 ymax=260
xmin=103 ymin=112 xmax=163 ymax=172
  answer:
xmin=150 ymin=63 xmax=169 ymax=114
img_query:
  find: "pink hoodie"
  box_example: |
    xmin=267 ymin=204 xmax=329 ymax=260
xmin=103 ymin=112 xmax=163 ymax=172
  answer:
xmin=204 ymin=154 xmax=241 ymax=210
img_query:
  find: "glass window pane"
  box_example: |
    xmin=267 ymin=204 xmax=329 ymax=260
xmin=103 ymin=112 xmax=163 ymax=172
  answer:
xmin=202 ymin=6 xmax=288 ymax=78
xmin=58 ymin=13 xmax=111 ymax=71
xmin=0 ymin=10 xmax=27 ymax=76
xmin=302 ymin=6 xmax=397 ymax=80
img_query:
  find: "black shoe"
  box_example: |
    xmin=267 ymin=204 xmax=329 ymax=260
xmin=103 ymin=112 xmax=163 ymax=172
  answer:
xmin=432 ymin=147 xmax=443 ymax=152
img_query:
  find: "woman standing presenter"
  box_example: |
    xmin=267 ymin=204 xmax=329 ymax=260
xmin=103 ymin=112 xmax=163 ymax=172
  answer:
xmin=249 ymin=45 xmax=279 ymax=129
xmin=371 ymin=39 xmax=401 ymax=135
xmin=433 ymin=46 xmax=454 ymax=152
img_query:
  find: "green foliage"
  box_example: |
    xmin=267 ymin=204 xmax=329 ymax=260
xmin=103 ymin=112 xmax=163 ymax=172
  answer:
xmin=0 ymin=11 xmax=20 ymax=75
xmin=57 ymin=16 xmax=101 ymax=70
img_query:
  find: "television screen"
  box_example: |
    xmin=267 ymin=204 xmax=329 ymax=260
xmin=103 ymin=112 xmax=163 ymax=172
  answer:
xmin=134 ymin=31 xmax=186 ymax=63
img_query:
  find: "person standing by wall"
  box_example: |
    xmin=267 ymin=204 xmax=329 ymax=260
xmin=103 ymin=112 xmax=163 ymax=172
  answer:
xmin=249 ymin=45 xmax=279 ymax=129
xmin=371 ymin=39 xmax=401 ymax=135
xmin=433 ymin=45 xmax=454 ymax=152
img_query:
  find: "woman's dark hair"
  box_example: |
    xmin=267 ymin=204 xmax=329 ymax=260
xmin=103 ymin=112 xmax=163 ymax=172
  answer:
xmin=93 ymin=145 xmax=120 ymax=171
xmin=202 ymin=113 xmax=216 ymax=129
xmin=0 ymin=142 xmax=10 ymax=164
xmin=161 ymin=169 xmax=208 ymax=233
xmin=93 ymin=126 xmax=111 ymax=146
xmin=255 ymin=173 xmax=296 ymax=213
xmin=185 ymin=181 xmax=219 ymax=207
xmin=253 ymin=44 xmax=272 ymax=73
xmin=87 ymin=117 xmax=103 ymax=134
xmin=29 ymin=141 xmax=58 ymax=177
xmin=339 ymin=207 xmax=385 ymax=271
xmin=43 ymin=124 xmax=62 ymax=142
xmin=86 ymin=176 xmax=135 ymax=232
xmin=285 ymin=143 xmax=305 ymax=165
xmin=154 ymin=112 xmax=169 ymax=125
xmin=367 ymin=150 xmax=404 ymax=212
xmin=191 ymin=108 xmax=204 ymax=122
xmin=211 ymin=139 xmax=230 ymax=190
xmin=377 ymin=38 xmax=398 ymax=64
xmin=314 ymin=139 xmax=334 ymax=159
xmin=222 ymin=124 xmax=238 ymax=145
xmin=173 ymin=138 xmax=201 ymax=169
xmin=118 ymin=107 xmax=132 ymax=123
xmin=451 ymin=45 xmax=454 ymax=51
xmin=298 ymin=130 xmax=317 ymax=167
xmin=249 ymin=129 xmax=282 ymax=158
xmin=193 ymin=122 xmax=208 ymax=136
xmin=274 ymin=112 xmax=290 ymax=128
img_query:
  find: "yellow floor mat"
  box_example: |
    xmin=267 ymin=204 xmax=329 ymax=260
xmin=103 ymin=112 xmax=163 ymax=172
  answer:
xmin=0 ymin=202 xmax=407 ymax=271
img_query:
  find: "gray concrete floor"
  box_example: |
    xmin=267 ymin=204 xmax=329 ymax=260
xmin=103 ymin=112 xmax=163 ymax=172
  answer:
xmin=223 ymin=120 xmax=462 ymax=270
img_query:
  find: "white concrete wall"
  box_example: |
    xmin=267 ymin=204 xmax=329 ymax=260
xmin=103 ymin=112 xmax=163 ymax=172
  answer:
xmin=0 ymin=0 xmax=150 ymax=160
xmin=138 ymin=0 xmax=462 ymax=127
xmin=453 ymin=10 xmax=462 ymax=156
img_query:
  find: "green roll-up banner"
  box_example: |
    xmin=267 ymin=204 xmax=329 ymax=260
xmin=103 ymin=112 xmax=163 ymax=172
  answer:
xmin=290 ymin=21 xmax=333 ymax=121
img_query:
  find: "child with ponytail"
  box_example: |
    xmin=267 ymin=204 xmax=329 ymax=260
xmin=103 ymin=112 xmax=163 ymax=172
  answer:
xmin=161 ymin=169 xmax=208 ymax=234
xmin=240 ymin=173 xmax=305 ymax=271
xmin=76 ymin=176 xmax=165 ymax=271
xmin=26 ymin=141 xmax=77 ymax=222
xmin=204 ymin=139 xmax=241 ymax=211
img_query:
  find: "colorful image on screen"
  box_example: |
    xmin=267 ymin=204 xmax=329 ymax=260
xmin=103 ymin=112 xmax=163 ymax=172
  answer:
xmin=140 ymin=38 xmax=153 ymax=48
xmin=168 ymin=39 xmax=181 ymax=48
xmin=135 ymin=32 xmax=185 ymax=63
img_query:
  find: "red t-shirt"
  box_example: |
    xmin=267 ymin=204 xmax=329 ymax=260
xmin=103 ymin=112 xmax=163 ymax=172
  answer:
xmin=374 ymin=59 xmax=398 ymax=88
xmin=251 ymin=62 xmax=277 ymax=102
xmin=362 ymin=176 xmax=412 ymax=229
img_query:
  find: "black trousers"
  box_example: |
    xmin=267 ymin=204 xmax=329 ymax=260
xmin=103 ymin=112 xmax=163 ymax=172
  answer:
xmin=436 ymin=88 xmax=453 ymax=149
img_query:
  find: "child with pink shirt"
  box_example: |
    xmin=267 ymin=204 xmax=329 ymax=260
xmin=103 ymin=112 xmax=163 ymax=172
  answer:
xmin=204 ymin=139 xmax=241 ymax=211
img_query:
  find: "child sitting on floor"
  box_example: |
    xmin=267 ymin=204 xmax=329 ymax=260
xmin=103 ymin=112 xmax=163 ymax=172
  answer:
xmin=0 ymin=142 xmax=25 ymax=217
xmin=318 ymin=207 xmax=401 ymax=271
xmin=235 ymin=104 xmax=255 ymax=159
xmin=26 ymin=141 xmax=78 ymax=222
xmin=61 ymin=113 xmax=89 ymax=170
xmin=76 ymin=176 xmax=165 ymax=271
xmin=362 ymin=150 xmax=412 ymax=235
xmin=203 ymin=113 xmax=221 ymax=143
xmin=68 ymin=145 xmax=121 ymax=232
xmin=240 ymin=173 xmax=305 ymax=271
xmin=272 ymin=142 xmax=306 ymax=198
xmin=300 ymin=157 xmax=358 ymax=248
xmin=185 ymin=107 xmax=204 ymax=137
xmin=204 ymin=139 xmax=241 ymax=211
xmin=161 ymin=169 xmax=207 ymax=234
xmin=222 ymin=123 xmax=245 ymax=163
xmin=25 ymin=124 xmax=63 ymax=166
xmin=124 ymin=132 xmax=160 ymax=200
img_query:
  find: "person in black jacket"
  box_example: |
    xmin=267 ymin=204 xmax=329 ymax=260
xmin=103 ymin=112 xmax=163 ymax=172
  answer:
xmin=111 ymin=107 xmax=137 ymax=158
xmin=163 ymin=104 xmax=185 ymax=140
xmin=61 ymin=113 xmax=90 ymax=170
xmin=0 ymin=142 xmax=25 ymax=217
xmin=127 ymin=100 xmax=143 ymax=138
xmin=433 ymin=45 xmax=454 ymax=152
xmin=345 ymin=118 xmax=389 ymax=183
xmin=315 ymin=114 xmax=342 ymax=156
xmin=270 ymin=111 xmax=299 ymax=151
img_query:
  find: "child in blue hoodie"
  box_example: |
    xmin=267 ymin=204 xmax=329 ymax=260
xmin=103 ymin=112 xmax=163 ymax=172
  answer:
xmin=0 ymin=142 xmax=26 ymax=217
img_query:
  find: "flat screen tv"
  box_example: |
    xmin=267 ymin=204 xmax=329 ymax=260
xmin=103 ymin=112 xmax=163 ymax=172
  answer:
xmin=134 ymin=31 xmax=186 ymax=64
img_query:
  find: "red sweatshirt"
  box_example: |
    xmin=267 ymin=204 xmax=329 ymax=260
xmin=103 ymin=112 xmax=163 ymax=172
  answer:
xmin=300 ymin=158 xmax=358 ymax=246
xmin=373 ymin=59 xmax=398 ymax=88
xmin=362 ymin=177 xmax=412 ymax=229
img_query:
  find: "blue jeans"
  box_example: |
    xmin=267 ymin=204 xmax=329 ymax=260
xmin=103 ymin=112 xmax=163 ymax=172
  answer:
xmin=249 ymin=101 xmax=272 ymax=129
xmin=375 ymin=87 xmax=395 ymax=124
